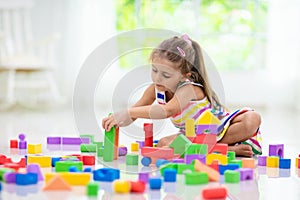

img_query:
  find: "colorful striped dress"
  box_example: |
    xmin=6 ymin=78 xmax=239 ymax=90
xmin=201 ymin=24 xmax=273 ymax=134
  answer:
xmin=155 ymin=79 xmax=262 ymax=155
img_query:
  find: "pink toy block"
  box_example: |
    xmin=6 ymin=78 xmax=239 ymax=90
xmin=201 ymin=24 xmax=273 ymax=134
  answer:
xmin=114 ymin=127 xmax=119 ymax=160
xmin=211 ymin=143 xmax=228 ymax=155
xmin=144 ymin=123 xmax=153 ymax=147
xmin=269 ymin=144 xmax=284 ymax=158
xmin=141 ymin=147 xmax=174 ymax=159
xmin=237 ymin=168 xmax=254 ymax=181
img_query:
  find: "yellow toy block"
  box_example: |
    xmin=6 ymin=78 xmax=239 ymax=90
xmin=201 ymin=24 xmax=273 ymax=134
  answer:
xmin=45 ymin=173 xmax=91 ymax=186
xmin=185 ymin=118 xmax=196 ymax=137
xmin=242 ymin=158 xmax=255 ymax=168
xmin=266 ymin=156 xmax=279 ymax=168
xmin=131 ymin=143 xmax=139 ymax=152
xmin=28 ymin=144 xmax=42 ymax=154
xmin=113 ymin=180 xmax=131 ymax=193
xmin=196 ymin=110 xmax=221 ymax=125
xmin=206 ymin=154 xmax=227 ymax=165
xmin=27 ymin=156 xmax=51 ymax=167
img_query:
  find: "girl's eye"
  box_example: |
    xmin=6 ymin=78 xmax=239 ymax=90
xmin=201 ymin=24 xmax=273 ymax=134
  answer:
xmin=152 ymin=68 xmax=157 ymax=72
xmin=163 ymin=74 xmax=171 ymax=78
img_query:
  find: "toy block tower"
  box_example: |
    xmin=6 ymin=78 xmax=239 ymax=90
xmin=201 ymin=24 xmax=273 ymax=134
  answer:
xmin=144 ymin=123 xmax=153 ymax=147
xmin=196 ymin=110 xmax=221 ymax=134
xmin=103 ymin=126 xmax=119 ymax=162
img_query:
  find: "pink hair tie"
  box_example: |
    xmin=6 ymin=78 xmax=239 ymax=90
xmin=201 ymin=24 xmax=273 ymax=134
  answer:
xmin=177 ymin=47 xmax=185 ymax=57
xmin=181 ymin=34 xmax=192 ymax=46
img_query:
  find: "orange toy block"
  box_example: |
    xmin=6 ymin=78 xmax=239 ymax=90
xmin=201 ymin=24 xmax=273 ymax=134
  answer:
xmin=193 ymin=134 xmax=217 ymax=152
xmin=194 ymin=160 xmax=220 ymax=182
xmin=242 ymin=158 xmax=255 ymax=168
xmin=43 ymin=175 xmax=72 ymax=191
xmin=211 ymin=143 xmax=228 ymax=155
xmin=141 ymin=147 xmax=174 ymax=159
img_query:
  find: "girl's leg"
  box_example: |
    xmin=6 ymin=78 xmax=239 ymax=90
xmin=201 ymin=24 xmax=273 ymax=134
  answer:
xmin=157 ymin=133 xmax=182 ymax=147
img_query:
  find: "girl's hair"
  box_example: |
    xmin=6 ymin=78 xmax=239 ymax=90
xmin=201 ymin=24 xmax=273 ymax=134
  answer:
xmin=150 ymin=36 xmax=222 ymax=106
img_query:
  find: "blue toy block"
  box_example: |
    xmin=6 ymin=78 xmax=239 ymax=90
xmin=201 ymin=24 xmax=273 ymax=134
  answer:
xmin=279 ymin=158 xmax=291 ymax=169
xmin=219 ymin=164 xmax=240 ymax=175
xmin=16 ymin=173 xmax=38 ymax=185
xmin=141 ymin=157 xmax=152 ymax=167
xmin=163 ymin=169 xmax=177 ymax=182
xmin=84 ymin=167 xmax=92 ymax=172
xmin=69 ymin=166 xmax=80 ymax=172
xmin=149 ymin=177 xmax=162 ymax=189
xmin=93 ymin=168 xmax=120 ymax=182
xmin=51 ymin=157 xmax=61 ymax=167
xmin=156 ymin=159 xmax=169 ymax=168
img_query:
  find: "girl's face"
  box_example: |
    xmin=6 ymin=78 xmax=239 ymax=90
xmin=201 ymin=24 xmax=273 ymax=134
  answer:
xmin=151 ymin=57 xmax=187 ymax=93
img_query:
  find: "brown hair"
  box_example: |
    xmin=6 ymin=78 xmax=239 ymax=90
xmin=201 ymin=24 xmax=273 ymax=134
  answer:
xmin=150 ymin=36 xmax=222 ymax=106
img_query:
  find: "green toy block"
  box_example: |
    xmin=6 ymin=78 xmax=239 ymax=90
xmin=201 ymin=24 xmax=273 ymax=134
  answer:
xmin=87 ymin=182 xmax=99 ymax=196
xmin=227 ymin=151 xmax=236 ymax=161
xmin=97 ymin=146 xmax=104 ymax=157
xmin=224 ymin=170 xmax=240 ymax=183
xmin=169 ymin=134 xmax=192 ymax=157
xmin=160 ymin=163 xmax=178 ymax=176
xmin=93 ymin=141 xmax=103 ymax=148
xmin=177 ymin=163 xmax=195 ymax=174
xmin=80 ymin=134 xmax=94 ymax=143
xmin=80 ymin=144 xmax=97 ymax=152
xmin=55 ymin=161 xmax=83 ymax=172
xmin=185 ymin=172 xmax=209 ymax=185
xmin=229 ymin=159 xmax=242 ymax=168
xmin=0 ymin=168 xmax=14 ymax=181
xmin=186 ymin=143 xmax=208 ymax=155
xmin=103 ymin=126 xmax=116 ymax=162
xmin=126 ymin=154 xmax=139 ymax=165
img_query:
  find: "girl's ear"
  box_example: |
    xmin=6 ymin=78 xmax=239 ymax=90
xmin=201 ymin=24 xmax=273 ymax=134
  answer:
xmin=185 ymin=72 xmax=192 ymax=78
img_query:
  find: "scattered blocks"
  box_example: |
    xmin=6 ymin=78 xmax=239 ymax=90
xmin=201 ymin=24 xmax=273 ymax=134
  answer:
xmin=202 ymin=185 xmax=228 ymax=199
xmin=87 ymin=182 xmax=99 ymax=196
xmin=224 ymin=170 xmax=240 ymax=183
xmin=43 ymin=175 xmax=72 ymax=191
xmin=149 ymin=177 xmax=162 ymax=189
xmin=163 ymin=169 xmax=177 ymax=182
xmin=269 ymin=144 xmax=284 ymax=158
xmin=242 ymin=158 xmax=255 ymax=168
xmin=185 ymin=172 xmax=209 ymax=185
xmin=267 ymin=156 xmax=279 ymax=168
xmin=126 ymin=154 xmax=139 ymax=165
xmin=113 ymin=180 xmax=131 ymax=193
xmin=27 ymin=144 xmax=42 ymax=154
xmin=193 ymin=134 xmax=217 ymax=153
xmin=279 ymin=158 xmax=291 ymax=169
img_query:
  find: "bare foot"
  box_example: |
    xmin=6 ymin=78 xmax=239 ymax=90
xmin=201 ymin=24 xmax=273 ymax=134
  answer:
xmin=228 ymin=144 xmax=253 ymax=157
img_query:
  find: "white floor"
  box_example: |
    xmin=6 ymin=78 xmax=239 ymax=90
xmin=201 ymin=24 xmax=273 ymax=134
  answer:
xmin=0 ymin=105 xmax=300 ymax=200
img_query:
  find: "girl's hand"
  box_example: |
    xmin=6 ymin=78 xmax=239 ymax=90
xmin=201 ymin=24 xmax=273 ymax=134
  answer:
xmin=102 ymin=110 xmax=133 ymax=131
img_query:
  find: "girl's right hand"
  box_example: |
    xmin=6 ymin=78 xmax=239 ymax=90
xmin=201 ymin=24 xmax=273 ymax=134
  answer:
xmin=102 ymin=110 xmax=133 ymax=131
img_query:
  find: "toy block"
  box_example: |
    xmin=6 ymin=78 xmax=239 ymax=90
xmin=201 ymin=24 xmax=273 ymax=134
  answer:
xmin=144 ymin=123 xmax=153 ymax=147
xmin=141 ymin=147 xmax=174 ymax=159
xmin=163 ymin=169 xmax=177 ymax=182
xmin=211 ymin=143 xmax=228 ymax=155
xmin=219 ymin=164 xmax=240 ymax=175
xmin=62 ymin=137 xmax=90 ymax=145
xmin=114 ymin=127 xmax=119 ymax=160
xmin=93 ymin=141 xmax=103 ymax=148
xmin=237 ymin=168 xmax=254 ymax=181
xmin=131 ymin=142 xmax=139 ymax=152
xmin=55 ymin=161 xmax=83 ymax=172
xmin=69 ymin=166 xmax=80 ymax=172
xmin=267 ymin=156 xmax=279 ymax=168
xmin=269 ymin=144 xmax=284 ymax=158
xmin=80 ymin=134 xmax=94 ymax=143
xmin=202 ymin=185 xmax=228 ymax=199
xmin=184 ymin=154 xmax=206 ymax=164
xmin=87 ymin=182 xmax=99 ymax=196
xmin=224 ymin=170 xmax=240 ymax=183
xmin=0 ymin=168 xmax=14 ymax=181
xmin=45 ymin=173 xmax=91 ymax=185
xmin=206 ymin=154 xmax=227 ymax=165
xmin=186 ymin=143 xmax=208 ymax=155
xmin=155 ymin=159 xmax=169 ymax=168
xmin=93 ymin=168 xmax=120 ymax=182
xmin=193 ymin=134 xmax=217 ymax=153
xmin=172 ymin=158 xmax=184 ymax=163
xmin=169 ymin=134 xmax=192 ymax=157
xmin=3 ymin=172 xmax=17 ymax=183
xmin=138 ymin=172 xmax=149 ymax=183
xmin=43 ymin=175 xmax=72 ymax=191
xmin=149 ymin=177 xmax=162 ymax=189
xmin=126 ymin=154 xmax=139 ymax=165
xmin=141 ymin=157 xmax=152 ymax=166
xmin=16 ymin=173 xmax=38 ymax=185
xmin=196 ymin=124 xmax=218 ymax=134
xmin=279 ymin=158 xmax=291 ymax=169
xmin=242 ymin=158 xmax=255 ymax=168
xmin=27 ymin=144 xmax=42 ymax=154
xmin=27 ymin=164 xmax=44 ymax=181
xmin=47 ymin=137 xmax=61 ymax=144
xmin=176 ymin=163 xmax=194 ymax=174
xmin=296 ymin=158 xmax=300 ymax=168
xmin=80 ymin=144 xmax=97 ymax=152
xmin=130 ymin=181 xmax=146 ymax=193
xmin=103 ymin=126 xmax=116 ymax=162
xmin=10 ymin=140 xmax=18 ymax=148
xmin=136 ymin=141 xmax=144 ymax=148
xmin=186 ymin=118 xmax=196 ymax=137
xmin=97 ymin=146 xmax=104 ymax=157
xmin=4 ymin=163 xmax=21 ymax=171
xmin=185 ymin=172 xmax=209 ymax=185
xmin=113 ymin=180 xmax=131 ymax=193
xmin=118 ymin=146 xmax=127 ymax=156
xmin=196 ymin=110 xmax=221 ymax=125
xmin=194 ymin=160 xmax=220 ymax=182
xmin=27 ymin=156 xmax=52 ymax=168
xmin=18 ymin=133 xmax=27 ymax=149
xmin=227 ymin=151 xmax=236 ymax=161
xmin=82 ymin=155 xmax=95 ymax=165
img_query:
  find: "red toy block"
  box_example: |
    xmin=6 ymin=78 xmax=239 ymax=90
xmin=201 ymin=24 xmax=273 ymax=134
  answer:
xmin=68 ymin=154 xmax=83 ymax=161
xmin=144 ymin=123 xmax=153 ymax=147
xmin=82 ymin=155 xmax=95 ymax=165
xmin=4 ymin=163 xmax=20 ymax=171
xmin=193 ymin=134 xmax=217 ymax=152
xmin=208 ymin=160 xmax=219 ymax=172
xmin=211 ymin=143 xmax=228 ymax=155
xmin=114 ymin=127 xmax=119 ymax=160
xmin=141 ymin=147 xmax=174 ymax=159
xmin=130 ymin=181 xmax=146 ymax=193
xmin=10 ymin=140 xmax=18 ymax=148
xmin=202 ymin=185 xmax=228 ymax=199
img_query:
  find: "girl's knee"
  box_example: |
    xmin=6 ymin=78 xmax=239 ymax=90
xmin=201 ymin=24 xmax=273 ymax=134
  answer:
xmin=245 ymin=111 xmax=261 ymax=133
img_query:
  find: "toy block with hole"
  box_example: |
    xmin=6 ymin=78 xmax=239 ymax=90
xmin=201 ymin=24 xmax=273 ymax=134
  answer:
xmin=206 ymin=154 xmax=227 ymax=165
xmin=16 ymin=173 xmax=38 ymax=185
xmin=186 ymin=118 xmax=196 ymax=137
xmin=186 ymin=143 xmax=208 ymax=155
xmin=267 ymin=156 xmax=279 ymax=168
xmin=55 ymin=161 xmax=83 ymax=172
xmin=126 ymin=154 xmax=139 ymax=165
xmin=227 ymin=151 xmax=236 ymax=162
xmin=149 ymin=177 xmax=162 ymax=189
xmin=87 ymin=182 xmax=99 ymax=196
xmin=279 ymin=158 xmax=291 ymax=169
xmin=219 ymin=164 xmax=240 ymax=175
xmin=196 ymin=124 xmax=219 ymax=134
xmin=45 ymin=173 xmax=91 ymax=185
xmin=202 ymin=185 xmax=228 ymax=199
xmin=130 ymin=181 xmax=146 ymax=193
xmin=185 ymin=171 xmax=209 ymax=185
xmin=196 ymin=110 xmax=221 ymax=125
xmin=242 ymin=158 xmax=255 ymax=168
xmin=80 ymin=144 xmax=97 ymax=152
xmin=43 ymin=175 xmax=72 ymax=191
xmin=237 ymin=168 xmax=254 ymax=181
xmin=224 ymin=170 xmax=240 ymax=183
xmin=144 ymin=123 xmax=153 ymax=147
xmin=269 ymin=144 xmax=284 ymax=158
xmin=27 ymin=156 xmax=52 ymax=168
xmin=10 ymin=140 xmax=18 ymax=148
xmin=131 ymin=142 xmax=139 ymax=152
xmin=113 ymin=180 xmax=131 ymax=193
xmin=28 ymin=143 xmax=42 ymax=154
xmin=93 ymin=168 xmax=120 ymax=182
xmin=163 ymin=169 xmax=177 ymax=182
xmin=192 ymin=134 xmax=217 ymax=153
xmin=184 ymin=154 xmax=206 ymax=164
xmin=141 ymin=147 xmax=174 ymax=159
xmin=194 ymin=159 xmax=220 ymax=182
xmin=103 ymin=126 xmax=116 ymax=162
xmin=211 ymin=143 xmax=228 ymax=155
xmin=169 ymin=134 xmax=192 ymax=157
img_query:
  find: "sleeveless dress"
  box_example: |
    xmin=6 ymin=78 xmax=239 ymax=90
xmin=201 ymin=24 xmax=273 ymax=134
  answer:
xmin=155 ymin=79 xmax=262 ymax=155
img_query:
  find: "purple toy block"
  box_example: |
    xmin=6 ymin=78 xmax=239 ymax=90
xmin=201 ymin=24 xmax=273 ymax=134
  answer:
xmin=19 ymin=141 xmax=27 ymax=149
xmin=19 ymin=133 xmax=26 ymax=141
xmin=4 ymin=172 xmax=17 ymax=183
xmin=118 ymin=146 xmax=128 ymax=156
xmin=62 ymin=137 xmax=90 ymax=145
xmin=27 ymin=164 xmax=44 ymax=181
xmin=258 ymin=156 xmax=267 ymax=166
xmin=196 ymin=125 xmax=218 ymax=134
xmin=47 ymin=137 xmax=61 ymax=144
xmin=184 ymin=154 xmax=206 ymax=165
xmin=269 ymin=144 xmax=284 ymax=158
xmin=138 ymin=172 xmax=149 ymax=183
xmin=171 ymin=158 xmax=184 ymax=163
xmin=136 ymin=141 xmax=145 ymax=148
xmin=237 ymin=168 xmax=254 ymax=181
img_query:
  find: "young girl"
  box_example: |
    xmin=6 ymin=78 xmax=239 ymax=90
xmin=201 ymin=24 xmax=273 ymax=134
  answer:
xmin=102 ymin=35 xmax=262 ymax=157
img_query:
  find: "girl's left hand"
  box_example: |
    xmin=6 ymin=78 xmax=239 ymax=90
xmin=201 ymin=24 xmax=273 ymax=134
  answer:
xmin=102 ymin=110 xmax=133 ymax=131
